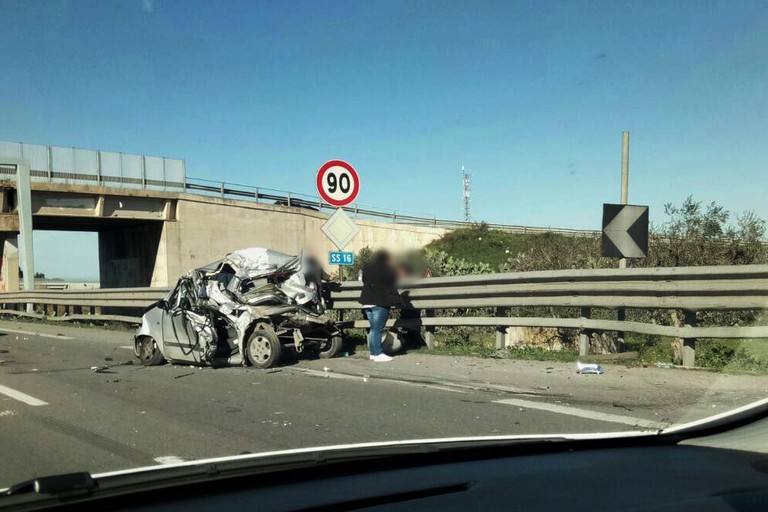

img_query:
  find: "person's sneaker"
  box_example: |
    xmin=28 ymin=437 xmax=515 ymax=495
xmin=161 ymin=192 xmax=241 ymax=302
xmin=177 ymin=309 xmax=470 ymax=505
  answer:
xmin=371 ymin=354 xmax=393 ymax=362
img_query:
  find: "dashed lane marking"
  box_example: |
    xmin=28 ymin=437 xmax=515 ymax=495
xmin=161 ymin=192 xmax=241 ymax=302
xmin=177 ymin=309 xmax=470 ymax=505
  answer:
xmin=494 ymin=398 xmax=665 ymax=429
xmin=154 ymin=456 xmax=185 ymax=465
xmin=0 ymin=384 xmax=48 ymax=406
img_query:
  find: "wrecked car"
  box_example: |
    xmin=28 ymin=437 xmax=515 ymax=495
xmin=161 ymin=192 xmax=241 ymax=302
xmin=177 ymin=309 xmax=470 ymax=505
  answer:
xmin=134 ymin=248 xmax=342 ymax=369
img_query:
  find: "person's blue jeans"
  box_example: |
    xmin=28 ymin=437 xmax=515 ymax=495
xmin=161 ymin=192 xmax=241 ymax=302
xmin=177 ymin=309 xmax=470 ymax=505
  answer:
xmin=363 ymin=306 xmax=390 ymax=356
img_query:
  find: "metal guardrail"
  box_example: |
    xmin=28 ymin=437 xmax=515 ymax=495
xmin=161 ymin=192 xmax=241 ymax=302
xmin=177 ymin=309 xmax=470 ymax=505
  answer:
xmin=0 ymin=288 xmax=171 ymax=308
xmin=1 ymin=265 xmax=767 ymax=366
xmin=330 ymin=264 xmax=768 ymax=367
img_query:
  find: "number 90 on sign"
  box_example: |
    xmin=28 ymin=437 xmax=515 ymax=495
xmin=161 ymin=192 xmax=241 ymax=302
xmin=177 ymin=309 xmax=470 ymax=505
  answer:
xmin=316 ymin=160 xmax=360 ymax=207
xmin=329 ymin=251 xmax=355 ymax=266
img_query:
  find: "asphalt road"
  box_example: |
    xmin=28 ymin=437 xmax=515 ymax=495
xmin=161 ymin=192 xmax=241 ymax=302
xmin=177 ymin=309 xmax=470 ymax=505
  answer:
xmin=0 ymin=323 xmax=656 ymax=487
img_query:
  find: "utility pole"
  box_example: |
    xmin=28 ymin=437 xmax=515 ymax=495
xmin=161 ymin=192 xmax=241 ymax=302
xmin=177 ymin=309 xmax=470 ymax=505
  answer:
xmin=617 ymin=131 xmax=630 ymax=345
xmin=462 ymin=165 xmax=471 ymax=222
xmin=619 ymin=131 xmax=630 ymax=267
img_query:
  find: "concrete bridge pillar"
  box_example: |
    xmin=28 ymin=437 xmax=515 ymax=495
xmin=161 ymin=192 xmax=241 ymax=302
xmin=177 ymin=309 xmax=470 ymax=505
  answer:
xmin=98 ymin=223 xmax=163 ymax=288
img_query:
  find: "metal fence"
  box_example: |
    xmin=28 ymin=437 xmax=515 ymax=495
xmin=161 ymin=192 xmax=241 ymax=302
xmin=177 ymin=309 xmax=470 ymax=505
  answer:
xmin=1 ymin=265 xmax=767 ymax=366
xmin=0 ymin=141 xmax=186 ymax=191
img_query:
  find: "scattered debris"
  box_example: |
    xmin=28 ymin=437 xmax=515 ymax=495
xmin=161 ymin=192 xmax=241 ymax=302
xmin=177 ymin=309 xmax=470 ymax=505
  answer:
xmin=174 ymin=372 xmax=195 ymax=379
xmin=612 ymin=403 xmax=633 ymax=411
xmin=266 ymin=368 xmax=282 ymax=374
xmin=655 ymin=362 xmax=674 ymax=369
xmin=91 ymin=366 xmax=112 ymax=373
xmin=104 ymin=357 xmax=114 ymax=362
xmin=0 ymin=410 xmax=17 ymax=417
xmin=576 ymin=362 xmax=604 ymax=375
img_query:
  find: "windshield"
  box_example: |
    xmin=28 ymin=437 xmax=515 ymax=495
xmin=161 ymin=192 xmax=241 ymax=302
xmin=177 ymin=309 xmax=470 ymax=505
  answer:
xmin=1 ymin=0 xmax=768 ymax=489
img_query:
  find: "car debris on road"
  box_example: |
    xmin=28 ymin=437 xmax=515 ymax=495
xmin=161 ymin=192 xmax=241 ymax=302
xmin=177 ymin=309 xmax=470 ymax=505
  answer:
xmin=135 ymin=248 xmax=342 ymax=370
xmin=576 ymin=362 xmax=604 ymax=375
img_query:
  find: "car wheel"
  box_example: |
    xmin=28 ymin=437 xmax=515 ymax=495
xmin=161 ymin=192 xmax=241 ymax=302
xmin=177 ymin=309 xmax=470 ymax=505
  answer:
xmin=318 ymin=335 xmax=343 ymax=359
xmin=245 ymin=328 xmax=282 ymax=369
xmin=137 ymin=336 xmax=164 ymax=366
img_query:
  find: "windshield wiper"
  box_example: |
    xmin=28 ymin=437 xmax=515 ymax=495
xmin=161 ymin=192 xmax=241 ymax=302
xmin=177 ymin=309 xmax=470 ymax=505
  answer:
xmin=4 ymin=471 xmax=96 ymax=498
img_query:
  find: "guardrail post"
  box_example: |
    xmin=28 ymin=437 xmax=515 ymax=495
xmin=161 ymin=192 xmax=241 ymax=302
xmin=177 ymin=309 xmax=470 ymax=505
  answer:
xmin=495 ymin=308 xmax=508 ymax=350
xmin=682 ymin=310 xmax=697 ymax=367
xmin=255 ymin=188 xmax=260 ymax=203
xmin=220 ymin=182 xmax=225 ymax=198
xmin=287 ymin=193 xmax=292 ymax=207
xmin=579 ymin=307 xmax=591 ymax=356
xmin=424 ymin=309 xmax=435 ymax=349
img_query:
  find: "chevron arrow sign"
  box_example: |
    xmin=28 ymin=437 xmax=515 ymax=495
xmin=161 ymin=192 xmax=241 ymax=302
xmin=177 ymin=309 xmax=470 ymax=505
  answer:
xmin=601 ymin=204 xmax=649 ymax=258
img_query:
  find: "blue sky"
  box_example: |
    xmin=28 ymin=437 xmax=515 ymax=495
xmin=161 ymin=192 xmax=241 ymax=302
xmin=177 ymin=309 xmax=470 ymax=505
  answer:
xmin=1 ymin=0 xmax=767 ymax=278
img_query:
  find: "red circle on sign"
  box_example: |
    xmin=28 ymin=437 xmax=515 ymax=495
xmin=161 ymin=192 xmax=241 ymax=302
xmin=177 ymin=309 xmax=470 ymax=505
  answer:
xmin=316 ymin=160 xmax=360 ymax=207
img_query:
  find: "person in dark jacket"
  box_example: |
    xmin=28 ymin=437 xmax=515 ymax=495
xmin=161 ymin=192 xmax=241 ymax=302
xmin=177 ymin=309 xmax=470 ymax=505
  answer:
xmin=358 ymin=250 xmax=401 ymax=362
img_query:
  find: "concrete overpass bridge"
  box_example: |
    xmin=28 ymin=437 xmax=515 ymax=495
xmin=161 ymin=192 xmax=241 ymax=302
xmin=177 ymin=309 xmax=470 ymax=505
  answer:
xmin=0 ymin=177 xmax=449 ymax=289
xmin=0 ymin=140 xmax=595 ymax=291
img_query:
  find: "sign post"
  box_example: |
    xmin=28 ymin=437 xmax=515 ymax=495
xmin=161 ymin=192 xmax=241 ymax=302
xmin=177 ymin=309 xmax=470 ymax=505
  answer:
xmin=317 ymin=160 xmax=361 ymax=281
xmin=601 ymin=131 xmax=650 ymax=349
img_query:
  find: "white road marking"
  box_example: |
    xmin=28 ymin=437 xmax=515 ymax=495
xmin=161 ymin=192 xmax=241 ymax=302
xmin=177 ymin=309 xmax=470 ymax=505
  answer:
xmin=0 ymin=384 xmax=48 ymax=406
xmin=298 ymin=368 xmax=467 ymax=394
xmin=1 ymin=328 xmax=73 ymax=340
xmin=494 ymin=398 xmax=665 ymax=429
xmin=154 ymin=456 xmax=184 ymax=465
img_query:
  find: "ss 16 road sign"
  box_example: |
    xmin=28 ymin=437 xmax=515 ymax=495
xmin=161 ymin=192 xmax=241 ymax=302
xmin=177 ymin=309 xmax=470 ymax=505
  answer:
xmin=602 ymin=204 xmax=649 ymax=258
xmin=329 ymin=251 xmax=354 ymax=266
xmin=316 ymin=160 xmax=360 ymax=207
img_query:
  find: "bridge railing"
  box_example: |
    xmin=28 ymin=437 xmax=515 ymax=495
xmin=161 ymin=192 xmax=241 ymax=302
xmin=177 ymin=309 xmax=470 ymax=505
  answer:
xmin=1 ymin=265 xmax=767 ymax=366
xmin=184 ymin=177 xmax=600 ymax=236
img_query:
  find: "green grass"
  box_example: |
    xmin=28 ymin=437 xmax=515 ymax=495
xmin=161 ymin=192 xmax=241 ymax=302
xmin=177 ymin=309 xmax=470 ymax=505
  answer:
xmin=736 ymin=339 xmax=768 ymax=361
xmin=425 ymin=226 xmax=532 ymax=268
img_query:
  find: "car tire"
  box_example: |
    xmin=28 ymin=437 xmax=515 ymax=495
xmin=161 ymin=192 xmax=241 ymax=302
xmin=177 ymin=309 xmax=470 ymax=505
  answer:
xmin=318 ymin=335 xmax=343 ymax=359
xmin=137 ymin=336 xmax=164 ymax=366
xmin=245 ymin=328 xmax=282 ymax=369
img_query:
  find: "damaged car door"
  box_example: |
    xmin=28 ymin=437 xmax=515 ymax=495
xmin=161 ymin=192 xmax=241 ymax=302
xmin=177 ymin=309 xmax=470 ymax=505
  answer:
xmin=162 ymin=279 xmax=204 ymax=364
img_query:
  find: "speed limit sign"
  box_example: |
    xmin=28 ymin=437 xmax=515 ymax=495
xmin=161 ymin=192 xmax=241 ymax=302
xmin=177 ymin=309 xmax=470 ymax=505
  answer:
xmin=316 ymin=160 xmax=360 ymax=207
